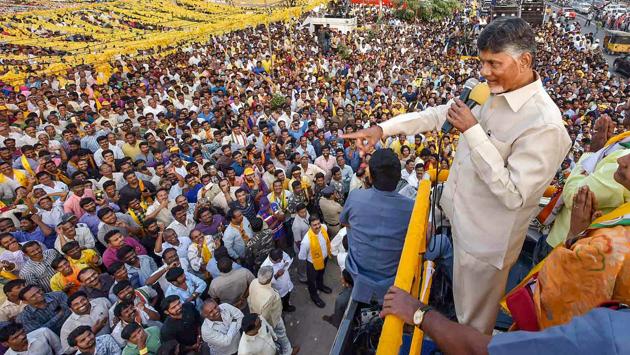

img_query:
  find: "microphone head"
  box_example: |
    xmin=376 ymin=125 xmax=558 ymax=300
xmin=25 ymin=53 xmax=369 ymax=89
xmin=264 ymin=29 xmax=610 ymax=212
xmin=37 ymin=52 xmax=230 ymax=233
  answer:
xmin=463 ymin=78 xmax=480 ymax=90
xmin=469 ymin=82 xmax=491 ymax=106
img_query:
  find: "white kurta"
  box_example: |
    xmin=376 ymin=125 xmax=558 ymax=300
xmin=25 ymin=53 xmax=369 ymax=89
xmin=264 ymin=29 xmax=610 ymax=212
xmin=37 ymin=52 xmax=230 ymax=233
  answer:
xmin=379 ymin=75 xmax=571 ymax=334
xmin=260 ymin=252 xmax=294 ymax=297
xmin=237 ymin=317 xmax=277 ymax=355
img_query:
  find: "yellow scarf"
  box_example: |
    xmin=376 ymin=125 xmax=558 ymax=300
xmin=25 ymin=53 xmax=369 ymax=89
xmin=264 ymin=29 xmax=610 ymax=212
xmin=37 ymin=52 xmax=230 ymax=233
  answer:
xmin=53 ymin=170 xmax=72 ymax=185
xmin=20 ymin=155 xmax=34 ymax=176
xmin=308 ymin=227 xmax=331 ymax=271
xmin=589 ymin=201 xmax=630 ymax=229
xmin=199 ymin=241 xmax=212 ymax=265
xmin=604 ymin=131 xmax=630 ymax=148
xmin=0 ymin=170 xmax=28 ymax=187
xmin=270 ymin=190 xmax=287 ymax=210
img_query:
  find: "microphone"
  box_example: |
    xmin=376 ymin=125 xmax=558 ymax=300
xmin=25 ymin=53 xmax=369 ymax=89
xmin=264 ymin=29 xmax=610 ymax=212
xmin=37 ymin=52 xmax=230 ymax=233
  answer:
xmin=441 ymin=78 xmax=490 ymax=133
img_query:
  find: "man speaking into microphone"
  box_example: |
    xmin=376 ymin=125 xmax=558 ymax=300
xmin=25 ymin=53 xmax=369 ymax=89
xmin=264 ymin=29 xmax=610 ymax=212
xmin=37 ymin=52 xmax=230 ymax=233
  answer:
xmin=343 ymin=18 xmax=571 ymax=334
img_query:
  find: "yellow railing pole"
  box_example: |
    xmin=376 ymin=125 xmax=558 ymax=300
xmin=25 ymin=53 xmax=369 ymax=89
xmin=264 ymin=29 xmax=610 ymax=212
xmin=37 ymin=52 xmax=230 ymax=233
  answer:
xmin=376 ymin=180 xmax=431 ymax=355
xmin=409 ymin=260 xmax=435 ymax=355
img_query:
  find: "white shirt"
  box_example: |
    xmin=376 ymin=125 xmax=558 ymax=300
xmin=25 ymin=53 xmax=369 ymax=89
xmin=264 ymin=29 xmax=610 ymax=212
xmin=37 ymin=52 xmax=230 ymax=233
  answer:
xmin=400 ymin=168 xmax=415 ymax=181
xmin=17 ymin=135 xmax=38 ymax=147
xmin=94 ymin=145 xmax=125 ymax=166
xmin=143 ymin=105 xmax=166 ymax=116
xmin=34 ymin=181 xmax=68 ymax=195
xmin=330 ymin=227 xmax=347 ymax=272
xmin=379 ymin=76 xmax=571 ymax=268
xmin=167 ymin=218 xmax=197 ymax=239
xmin=260 ymin=253 xmax=294 ymax=297
xmin=156 ymin=236 xmax=192 ymax=260
xmin=54 ymin=224 xmax=96 ymax=252
xmin=201 ymin=303 xmax=244 ymax=355
xmin=5 ymin=327 xmax=62 ymax=355
xmin=149 ymin=259 xmax=190 ymax=291
xmin=146 ymin=200 xmax=175 ymax=226
xmin=39 ymin=200 xmax=65 ymax=227
xmin=97 ymin=173 xmax=125 ymax=190
xmin=0 ymin=176 xmax=20 ymax=201
xmin=211 ymin=187 xmax=238 ymax=213
xmin=298 ymin=225 xmax=329 ymax=263
xmin=59 ymin=297 xmax=112 ymax=353
xmin=237 ymin=317 xmax=277 ymax=355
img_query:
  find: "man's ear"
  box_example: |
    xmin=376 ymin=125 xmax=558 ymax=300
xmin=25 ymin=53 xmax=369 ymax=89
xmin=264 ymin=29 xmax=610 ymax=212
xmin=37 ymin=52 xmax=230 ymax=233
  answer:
xmin=519 ymin=52 xmax=533 ymax=71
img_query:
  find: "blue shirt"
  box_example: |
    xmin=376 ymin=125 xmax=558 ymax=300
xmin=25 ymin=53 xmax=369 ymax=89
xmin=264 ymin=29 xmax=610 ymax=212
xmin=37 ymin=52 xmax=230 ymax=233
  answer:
xmin=13 ymin=228 xmax=55 ymax=250
xmin=489 ymin=308 xmax=630 ymax=355
xmin=344 ymin=147 xmax=361 ymax=171
xmin=230 ymin=161 xmax=245 ymax=176
xmin=79 ymin=211 xmax=101 ymax=237
xmin=288 ymin=122 xmax=308 ymax=141
xmin=222 ymin=218 xmax=253 ymax=260
xmin=340 ymin=188 xmax=414 ymax=304
xmin=198 ymin=111 xmax=215 ymax=123
xmin=185 ymin=183 xmax=203 ymax=203
xmin=165 ymin=271 xmax=206 ymax=310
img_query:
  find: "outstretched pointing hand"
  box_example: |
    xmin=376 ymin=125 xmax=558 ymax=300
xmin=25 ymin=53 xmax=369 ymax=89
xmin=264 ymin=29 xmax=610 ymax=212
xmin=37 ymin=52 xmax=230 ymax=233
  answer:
xmin=340 ymin=125 xmax=384 ymax=156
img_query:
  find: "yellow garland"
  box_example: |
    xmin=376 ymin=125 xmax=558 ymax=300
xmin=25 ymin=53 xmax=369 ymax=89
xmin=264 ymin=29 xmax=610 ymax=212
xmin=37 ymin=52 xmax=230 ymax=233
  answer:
xmin=0 ymin=0 xmax=327 ymax=85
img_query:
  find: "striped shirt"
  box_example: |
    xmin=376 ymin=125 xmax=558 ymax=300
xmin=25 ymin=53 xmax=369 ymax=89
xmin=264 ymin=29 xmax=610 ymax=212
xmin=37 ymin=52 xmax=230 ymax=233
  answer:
xmin=93 ymin=334 xmax=122 ymax=355
xmin=17 ymin=291 xmax=71 ymax=335
xmin=19 ymin=249 xmax=59 ymax=292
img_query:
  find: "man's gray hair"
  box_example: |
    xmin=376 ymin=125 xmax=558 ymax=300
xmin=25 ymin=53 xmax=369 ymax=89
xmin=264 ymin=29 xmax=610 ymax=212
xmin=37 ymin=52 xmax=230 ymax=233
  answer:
xmin=477 ymin=17 xmax=536 ymax=66
xmin=258 ymin=266 xmax=274 ymax=285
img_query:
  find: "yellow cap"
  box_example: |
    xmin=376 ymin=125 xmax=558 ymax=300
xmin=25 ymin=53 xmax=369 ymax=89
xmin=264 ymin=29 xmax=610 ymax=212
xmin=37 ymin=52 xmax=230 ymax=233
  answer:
xmin=244 ymin=167 xmax=255 ymax=176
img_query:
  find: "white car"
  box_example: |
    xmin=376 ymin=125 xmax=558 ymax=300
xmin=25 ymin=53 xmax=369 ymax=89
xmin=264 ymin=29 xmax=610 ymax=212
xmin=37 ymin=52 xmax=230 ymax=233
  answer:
xmin=604 ymin=4 xmax=626 ymax=13
xmin=606 ymin=7 xmax=627 ymax=18
xmin=573 ymin=3 xmax=592 ymax=13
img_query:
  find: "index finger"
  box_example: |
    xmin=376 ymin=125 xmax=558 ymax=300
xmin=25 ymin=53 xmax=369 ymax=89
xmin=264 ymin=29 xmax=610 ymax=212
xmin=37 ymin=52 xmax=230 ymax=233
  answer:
xmin=340 ymin=131 xmax=368 ymax=139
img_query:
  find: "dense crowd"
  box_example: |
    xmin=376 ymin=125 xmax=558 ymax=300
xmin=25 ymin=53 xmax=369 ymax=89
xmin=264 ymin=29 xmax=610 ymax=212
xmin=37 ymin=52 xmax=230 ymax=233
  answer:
xmin=0 ymin=1 xmax=627 ymax=354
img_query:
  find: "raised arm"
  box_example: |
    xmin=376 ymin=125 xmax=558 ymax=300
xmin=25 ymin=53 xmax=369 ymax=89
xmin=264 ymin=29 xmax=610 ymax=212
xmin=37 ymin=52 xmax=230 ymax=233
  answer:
xmin=341 ymin=104 xmax=449 ymax=153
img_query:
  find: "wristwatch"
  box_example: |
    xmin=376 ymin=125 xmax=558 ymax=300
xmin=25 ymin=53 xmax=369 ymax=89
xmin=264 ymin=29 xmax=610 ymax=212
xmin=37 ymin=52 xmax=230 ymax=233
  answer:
xmin=413 ymin=304 xmax=433 ymax=328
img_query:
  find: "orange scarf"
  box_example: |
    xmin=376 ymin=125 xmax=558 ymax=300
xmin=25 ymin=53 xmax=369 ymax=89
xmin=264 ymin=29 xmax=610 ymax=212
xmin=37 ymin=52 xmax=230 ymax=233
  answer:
xmin=138 ymin=179 xmax=153 ymax=205
xmin=231 ymin=222 xmax=249 ymax=243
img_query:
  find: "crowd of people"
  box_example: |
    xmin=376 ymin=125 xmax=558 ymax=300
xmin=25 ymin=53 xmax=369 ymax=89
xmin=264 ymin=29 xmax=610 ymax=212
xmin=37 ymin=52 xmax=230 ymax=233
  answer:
xmin=0 ymin=0 xmax=627 ymax=353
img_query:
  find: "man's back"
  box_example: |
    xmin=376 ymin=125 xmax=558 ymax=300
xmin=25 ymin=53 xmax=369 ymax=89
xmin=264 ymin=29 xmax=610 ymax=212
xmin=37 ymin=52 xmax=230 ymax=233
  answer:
xmin=247 ymin=280 xmax=282 ymax=327
xmin=340 ymin=187 xmax=414 ymax=303
xmin=210 ymin=268 xmax=255 ymax=307
xmin=319 ymin=197 xmax=342 ymax=226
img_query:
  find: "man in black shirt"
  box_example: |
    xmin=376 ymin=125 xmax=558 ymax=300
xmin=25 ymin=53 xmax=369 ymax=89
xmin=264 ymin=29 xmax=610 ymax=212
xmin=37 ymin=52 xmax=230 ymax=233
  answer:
xmin=119 ymin=171 xmax=156 ymax=210
xmin=160 ymin=295 xmax=204 ymax=353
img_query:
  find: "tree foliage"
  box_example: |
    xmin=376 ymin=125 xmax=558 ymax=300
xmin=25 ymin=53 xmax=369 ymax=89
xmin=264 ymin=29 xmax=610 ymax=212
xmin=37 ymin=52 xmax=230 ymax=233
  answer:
xmin=393 ymin=0 xmax=461 ymax=21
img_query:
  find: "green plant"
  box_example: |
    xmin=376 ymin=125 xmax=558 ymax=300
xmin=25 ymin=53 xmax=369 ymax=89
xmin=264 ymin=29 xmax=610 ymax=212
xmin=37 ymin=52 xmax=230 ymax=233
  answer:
xmin=393 ymin=0 xmax=460 ymax=21
xmin=270 ymin=93 xmax=286 ymax=109
xmin=336 ymin=43 xmax=352 ymax=60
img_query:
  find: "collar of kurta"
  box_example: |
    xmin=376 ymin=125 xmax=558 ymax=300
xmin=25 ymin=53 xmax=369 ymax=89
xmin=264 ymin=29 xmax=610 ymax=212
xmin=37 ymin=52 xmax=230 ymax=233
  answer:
xmin=497 ymin=71 xmax=543 ymax=113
